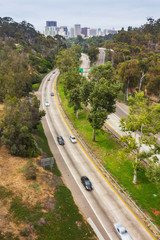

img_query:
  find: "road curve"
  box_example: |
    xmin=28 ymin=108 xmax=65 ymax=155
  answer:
xmin=37 ymin=70 xmax=156 ymax=240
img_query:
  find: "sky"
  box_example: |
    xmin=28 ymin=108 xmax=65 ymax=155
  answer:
xmin=0 ymin=0 xmax=160 ymax=33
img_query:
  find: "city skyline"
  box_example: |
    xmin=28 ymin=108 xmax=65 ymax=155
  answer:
xmin=44 ymin=21 xmax=117 ymax=38
xmin=0 ymin=0 xmax=160 ymax=33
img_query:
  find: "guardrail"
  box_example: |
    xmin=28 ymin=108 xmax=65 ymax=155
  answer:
xmin=55 ymin=76 xmax=160 ymax=239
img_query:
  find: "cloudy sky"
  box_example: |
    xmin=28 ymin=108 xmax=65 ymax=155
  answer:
xmin=0 ymin=0 xmax=160 ymax=33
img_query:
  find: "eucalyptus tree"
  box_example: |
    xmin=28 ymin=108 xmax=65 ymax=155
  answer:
xmin=81 ymin=63 xmax=121 ymax=141
xmin=119 ymin=91 xmax=160 ymax=184
xmin=0 ymin=96 xmax=45 ymax=157
xmin=117 ymin=59 xmax=141 ymax=100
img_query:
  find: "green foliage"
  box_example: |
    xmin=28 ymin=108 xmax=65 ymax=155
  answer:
xmin=32 ymin=83 xmax=40 ymax=91
xmin=56 ymin=45 xmax=81 ymax=74
xmin=82 ymin=63 xmax=121 ymax=141
xmin=29 ymin=54 xmax=53 ymax=73
xmin=1 ymin=96 xmax=44 ymax=157
xmin=87 ymin=45 xmax=99 ymax=63
xmin=104 ymin=18 xmax=160 ymax=97
xmin=24 ymin=162 xmax=38 ymax=180
xmin=145 ymin=164 xmax=160 ymax=190
xmin=0 ymin=186 xmax=13 ymax=199
xmin=8 ymin=183 xmax=96 ymax=239
xmin=57 ymin=79 xmax=160 ymax=227
xmin=119 ymin=91 xmax=160 ymax=184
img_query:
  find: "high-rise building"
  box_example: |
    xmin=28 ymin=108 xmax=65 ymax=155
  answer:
xmin=70 ymin=28 xmax=74 ymax=38
xmin=58 ymin=26 xmax=68 ymax=38
xmin=88 ymin=28 xmax=97 ymax=37
xmin=44 ymin=21 xmax=58 ymax=37
xmin=44 ymin=26 xmax=58 ymax=37
xmin=74 ymin=24 xmax=81 ymax=37
xmin=81 ymin=27 xmax=88 ymax=37
xmin=60 ymin=26 xmax=68 ymax=35
xmin=46 ymin=21 xmax=57 ymax=27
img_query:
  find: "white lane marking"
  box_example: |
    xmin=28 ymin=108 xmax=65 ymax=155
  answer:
xmin=46 ymin=111 xmax=112 ymax=240
xmin=42 ymin=78 xmax=113 ymax=240
xmin=116 ymin=102 xmax=129 ymax=115
xmin=87 ymin=218 xmax=105 ymax=240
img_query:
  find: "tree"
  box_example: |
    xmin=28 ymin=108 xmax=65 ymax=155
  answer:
xmin=117 ymin=59 xmax=141 ymax=100
xmin=146 ymin=163 xmax=160 ymax=190
xmin=119 ymin=91 xmax=160 ymax=184
xmin=0 ymin=96 xmax=45 ymax=157
xmin=87 ymin=45 xmax=99 ymax=63
xmin=81 ymin=63 xmax=121 ymax=141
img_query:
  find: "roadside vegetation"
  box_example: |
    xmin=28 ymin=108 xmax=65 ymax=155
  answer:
xmin=57 ymin=79 xmax=160 ymax=231
xmin=0 ymin=120 xmax=97 ymax=240
xmin=55 ymin=18 xmax=160 ymax=234
xmin=0 ymin=17 xmax=97 ymax=240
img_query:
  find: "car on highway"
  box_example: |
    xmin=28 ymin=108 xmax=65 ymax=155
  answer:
xmin=81 ymin=176 xmax=93 ymax=191
xmin=45 ymin=100 xmax=50 ymax=107
xmin=47 ymin=78 xmax=50 ymax=81
xmin=53 ymin=71 xmax=55 ymax=74
xmin=114 ymin=222 xmax=132 ymax=240
xmin=57 ymin=136 xmax=65 ymax=145
xmin=69 ymin=135 xmax=77 ymax=143
xmin=51 ymin=92 xmax=54 ymax=96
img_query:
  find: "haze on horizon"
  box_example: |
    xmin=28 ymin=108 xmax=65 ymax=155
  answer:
xmin=0 ymin=0 xmax=160 ymax=33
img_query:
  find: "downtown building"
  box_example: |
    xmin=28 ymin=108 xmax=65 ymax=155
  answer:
xmin=44 ymin=21 xmax=69 ymax=38
xmin=44 ymin=21 xmax=117 ymax=38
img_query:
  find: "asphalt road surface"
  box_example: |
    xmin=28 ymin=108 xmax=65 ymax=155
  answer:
xmin=96 ymin=48 xmax=106 ymax=65
xmin=37 ymin=70 xmax=156 ymax=240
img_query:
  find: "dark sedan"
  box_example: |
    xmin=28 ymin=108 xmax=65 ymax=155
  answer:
xmin=57 ymin=136 xmax=65 ymax=145
xmin=81 ymin=176 xmax=93 ymax=191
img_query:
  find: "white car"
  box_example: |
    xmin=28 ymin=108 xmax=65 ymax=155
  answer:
xmin=114 ymin=223 xmax=132 ymax=240
xmin=69 ymin=135 xmax=77 ymax=143
xmin=45 ymin=100 xmax=50 ymax=107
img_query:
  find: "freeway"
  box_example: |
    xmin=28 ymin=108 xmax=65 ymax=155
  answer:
xmin=83 ymin=50 xmax=160 ymax=161
xmin=96 ymin=48 xmax=106 ymax=65
xmin=37 ymin=70 xmax=156 ymax=240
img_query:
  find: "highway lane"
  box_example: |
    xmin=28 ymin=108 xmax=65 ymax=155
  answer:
xmin=96 ymin=48 xmax=106 ymax=65
xmin=37 ymin=70 xmax=156 ymax=240
xmin=80 ymin=53 xmax=90 ymax=77
xmin=83 ymin=51 xmax=160 ymax=161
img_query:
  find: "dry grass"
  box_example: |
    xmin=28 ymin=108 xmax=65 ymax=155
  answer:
xmin=0 ymin=145 xmax=56 ymax=239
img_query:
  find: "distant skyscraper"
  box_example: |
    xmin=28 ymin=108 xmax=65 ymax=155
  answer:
xmin=44 ymin=21 xmax=58 ymax=37
xmin=81 ymin=27 xmax=88 ymax=37
xmin=88 ymin=28 xmax=97 ymax=37
xmin=70 ymin=28 xmax=74 ymax=38
xmin=46 ymin=21 xmax=57 ymax=27
xmin=74 ymin=24 xmax=81 ymax=37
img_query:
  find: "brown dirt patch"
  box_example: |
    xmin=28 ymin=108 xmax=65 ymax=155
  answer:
xmin=0 ymin=145 xmax=62 ymax=239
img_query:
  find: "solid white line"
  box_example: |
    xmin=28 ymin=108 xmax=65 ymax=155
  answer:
xmin=42 ymin=77 xmax=113 ymax=240
xmin=116 ymin=102 xmax=129 ymax=115
xmin=87 ymin=218 xmax=105 ymax=240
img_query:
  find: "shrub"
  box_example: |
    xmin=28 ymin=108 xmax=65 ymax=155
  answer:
xmin=24 ymin=164 xmax=37 ymax=180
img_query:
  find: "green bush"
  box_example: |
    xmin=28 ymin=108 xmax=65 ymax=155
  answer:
xmin=24 ymin=164 xmax=37 ymax=180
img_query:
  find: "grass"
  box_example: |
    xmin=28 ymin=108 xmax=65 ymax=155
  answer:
xmin=0 ymin=118 xmax=97 ymax=239
xmin=32 ymin=83 xmax=40 ymax=91
xmin=0 ymin=186 xmax=14 ymax=200
xmin=34 ymin=121 xmax=53 ymax=157
xmin=8 ymin=186 xmax=96 ymax=240
xmin=57 ymin=80 xmax=160 ymax=228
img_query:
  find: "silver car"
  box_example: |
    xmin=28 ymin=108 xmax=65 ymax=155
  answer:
xmin=69 ymin=135 xmax=77 ymax=143
xmin=45 ymin=100 xmax=50 ymax=107
xmin=114 ymin=223 xmax=132 ymax=240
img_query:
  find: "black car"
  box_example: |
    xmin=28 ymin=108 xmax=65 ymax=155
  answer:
xmin=81 ymin=176 xmax=93 ymax=191
xmin=57 ymin=136 xmax=64 ymax=145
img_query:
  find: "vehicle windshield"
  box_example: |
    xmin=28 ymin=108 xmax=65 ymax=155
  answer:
xmin=85 ymin=180 xmax=91 ymax=186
